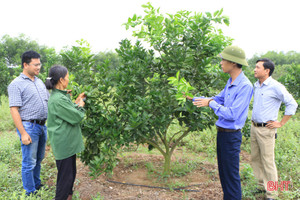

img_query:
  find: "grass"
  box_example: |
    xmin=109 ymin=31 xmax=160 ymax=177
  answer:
xmin=0 ymin=128 xmax=57 ymax=199
xmin=0 ymin=95 xmax=15 ymax=132
xmin=1 ymin=95 xmax=299 ymax=199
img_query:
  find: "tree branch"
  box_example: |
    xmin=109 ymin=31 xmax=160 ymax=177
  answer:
xmin=169 ymin=129 xmax=182 ymax=143
xmin=170 ymin=127 xmax=191 ymax=155
xmin=145 ymin=138 xmax=166 ymax=157
xmin=135 ymin=132 xmax=166 ymax=157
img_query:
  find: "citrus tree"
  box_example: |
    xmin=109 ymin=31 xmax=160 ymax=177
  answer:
xmin=72 ymin=3 xmax=232 ymax=177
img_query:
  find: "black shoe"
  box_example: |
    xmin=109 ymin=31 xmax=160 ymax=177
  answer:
xmin=26 ymin=190 xmax=38 ymax=196
xmin=36 ymin=184 xmax=48 ymax=191
xmin=253 ymin=188 xmax=266 ymax=194
xmin=36 ymin=184 xmax=44 ymax=190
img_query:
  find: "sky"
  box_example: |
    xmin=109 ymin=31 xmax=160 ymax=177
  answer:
xmin=1 ymin=0 xmax=299 ymax=58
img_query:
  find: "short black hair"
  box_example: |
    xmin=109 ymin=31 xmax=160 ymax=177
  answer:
xmin=236 ymin=63 xmax=242 ymax=68
xmin=45 ymin=65 xmax=68 ymax=90
xmin=256 ymin=58 xmax=275 ymax=76
xmin=21 ymin=50 xmax=40 ymax=68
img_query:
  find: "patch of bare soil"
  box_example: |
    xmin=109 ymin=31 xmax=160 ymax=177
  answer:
xmin=74 ymin=152 xmax=224 ymax=200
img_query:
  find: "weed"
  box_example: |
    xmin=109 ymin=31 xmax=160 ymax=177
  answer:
xmin=92 ymin=192 xmax=105 ymax=200
xmin=0 ymin=95 xmax=15 ymax=131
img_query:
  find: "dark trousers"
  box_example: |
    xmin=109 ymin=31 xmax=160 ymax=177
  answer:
xmin=217 ymin=130 xmax=242 ymax=200
xmin=55 ymin=154 xmax=77 ymax=200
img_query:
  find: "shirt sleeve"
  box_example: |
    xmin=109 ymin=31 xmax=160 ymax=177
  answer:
xmin=56 ymin=96 xmax=85 ymax=125
xmin=213 ymin=88 xmax=225 ymax=105
xmin=7 ymin=82 xmax=22 ymax=107
xmin=275 ymin=84 xmax=298 ymax=115
xmin=209 ymin=84 xmax=253 ymax=121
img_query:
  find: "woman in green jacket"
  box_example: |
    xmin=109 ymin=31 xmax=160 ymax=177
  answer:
xmin=45 ymin=65 xmax=85 ymax=200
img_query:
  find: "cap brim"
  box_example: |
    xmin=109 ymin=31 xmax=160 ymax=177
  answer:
xmin=220 ymin=52 xmax=249 ymax=67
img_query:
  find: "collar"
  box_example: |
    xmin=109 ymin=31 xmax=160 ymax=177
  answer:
xmin=254 ymin=76 xmax=273 ymax=87
xmin=53 ymin=88 xmax=68 ymax=95
xmin=228 ymin=71 xmax=245 ymax=87
xmin=20 ymin=73 xmax=37 ymax=81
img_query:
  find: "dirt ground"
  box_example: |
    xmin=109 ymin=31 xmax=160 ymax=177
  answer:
xmin=71 ymin=150 xmax=250 ymax=200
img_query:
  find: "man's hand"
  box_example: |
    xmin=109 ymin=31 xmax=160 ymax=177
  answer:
xmin=21 ymin=132 xmax=32 ymax=145
xmin=182 ymin=92 xmax=193 ymax=100
xmin=266 ymin=120 xmax=282 ymax=129
xmin=193 ymin=98 xmax=212 ymax=107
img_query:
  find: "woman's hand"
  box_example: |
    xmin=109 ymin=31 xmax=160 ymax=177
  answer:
xmin=78 ymin=98 xmax=85 ymax=107
xmin=75 ymin=92 xmax=86 ymax=105
xmin=67 ymin=90 xmax=72 ymax=96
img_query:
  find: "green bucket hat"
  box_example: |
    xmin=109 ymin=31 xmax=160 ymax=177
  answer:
xmin=219 ymin=46 xmax=248 ymax=67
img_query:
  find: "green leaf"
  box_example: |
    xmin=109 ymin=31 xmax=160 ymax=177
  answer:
xmin=213 ymin=10 xmax=219 ymax=17
xmin=205 ymin=12 xmax=212 ymax=18
xmin=223 ymin=17 xmax=230 ymax=26
xmin=219 ymin=8 xmax=223 ymax=16
xmin=176 ymin=71 xmax=180 ymax=79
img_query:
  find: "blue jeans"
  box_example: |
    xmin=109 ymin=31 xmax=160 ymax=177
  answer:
xmin=17 ymin=121 xmax=47 ymax=195
xmin=217 ymin=130 xmax=242 ymax=200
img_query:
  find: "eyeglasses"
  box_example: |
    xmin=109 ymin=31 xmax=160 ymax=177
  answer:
xmin=28 ymin=63 xmax=42 ymax=67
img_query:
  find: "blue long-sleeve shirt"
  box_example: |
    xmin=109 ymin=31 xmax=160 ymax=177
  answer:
xmin=252 ymin=77 xmax=298 ymax=123
xmin=209 ymin=71 xmax=253 ymax=130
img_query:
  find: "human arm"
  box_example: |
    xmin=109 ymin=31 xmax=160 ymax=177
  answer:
xmin=193 ymin=88 xmax=225 ymax=107
xmin=208 ymin=84 xmax=253 ymax=121
xmin=56 ymin=96 xmax=85 ymax=125
xmin=74 ymin=92 xmax=86 ymax=106
xmin=266 ymin=84 xmax=298 ymax=129
xmin=276 ymin=84 xmax=298 ymax=116
xmin=266 ymin=115 xmax=292 ymax=129
xmin=193 ymin=98 xmax=214 ymax=107
xmin=10 ymin=107 xmax=32 ymax=145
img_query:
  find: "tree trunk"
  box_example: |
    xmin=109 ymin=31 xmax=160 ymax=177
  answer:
xmin=162 ymin=152 xmax=172 ymax=176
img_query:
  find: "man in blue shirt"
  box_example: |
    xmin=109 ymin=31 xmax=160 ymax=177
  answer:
xmin=8 ymin=51 xmax=49 ymax=196
xmin=193 ymin=46 xmax=253 ymax=200
xmin=251 ymin=58 xmax=298 ymax=200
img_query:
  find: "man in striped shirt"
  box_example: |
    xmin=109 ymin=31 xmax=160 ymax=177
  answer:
xmin=8 ymin=50 xmax=49 ymax=196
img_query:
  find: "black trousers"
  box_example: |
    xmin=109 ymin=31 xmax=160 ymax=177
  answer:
xmin=217 ymin=130 xmax=242 ymax=200
xmin=55 ymin=154 xmax=76 ymax=200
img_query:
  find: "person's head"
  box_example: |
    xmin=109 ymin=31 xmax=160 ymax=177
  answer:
xmin=45 ymin=65 xmax=69 ymax=90
xmin=219 ymin=46 xmax=248 ymax=73
xmin=254 ymin=58 xmax=275 ymax=80
xmin=21 ymin=50 xmax=41 ymax=77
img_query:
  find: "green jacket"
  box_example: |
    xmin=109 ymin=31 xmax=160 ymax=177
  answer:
xmin=47 ymin=89 xmax=85 ymax=160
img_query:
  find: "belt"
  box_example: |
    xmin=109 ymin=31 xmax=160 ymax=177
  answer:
xmin=22 ymin=119 xmax=46 ymax=126
xmin=217 ymin=126 xmax=240 ymax=132
xmin=252 ymin=121 xmax=268 ymax=127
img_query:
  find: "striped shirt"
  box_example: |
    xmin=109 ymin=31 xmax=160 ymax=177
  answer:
xmin=252 ymin=76 xmax=298 ymax=123
xmin=8 ymin=73 xmax=49 ymax=120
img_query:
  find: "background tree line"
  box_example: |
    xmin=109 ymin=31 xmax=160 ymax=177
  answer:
xmin=1 ymin=34 xmax=299 ymax=98
xmin=0 ymin=34 xmax=120 ymax=95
